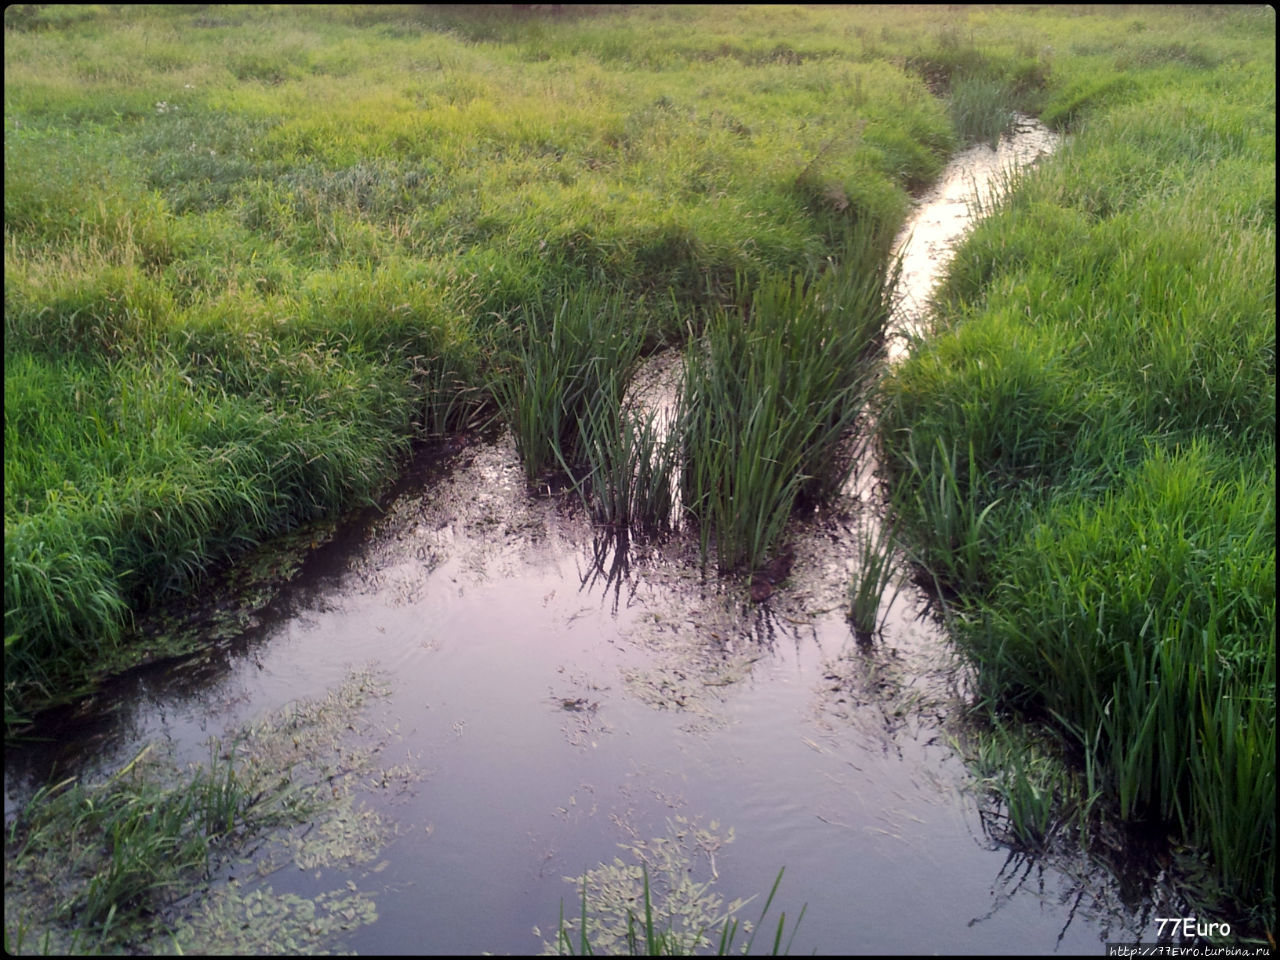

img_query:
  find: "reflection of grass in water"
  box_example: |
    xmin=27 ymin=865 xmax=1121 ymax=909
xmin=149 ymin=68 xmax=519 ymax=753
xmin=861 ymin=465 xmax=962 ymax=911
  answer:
xmin=3 ymin=668 xmax=407 ymax=955
xmin=546 ymin=817 xmax=803 ymax=956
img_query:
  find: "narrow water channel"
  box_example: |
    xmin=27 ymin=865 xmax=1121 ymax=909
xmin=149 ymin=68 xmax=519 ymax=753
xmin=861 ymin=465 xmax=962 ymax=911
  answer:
xmin=887 ymin=113 xmax=1059 ymax=362
xmin=7 ymin=117 xmax=1162 ymax=954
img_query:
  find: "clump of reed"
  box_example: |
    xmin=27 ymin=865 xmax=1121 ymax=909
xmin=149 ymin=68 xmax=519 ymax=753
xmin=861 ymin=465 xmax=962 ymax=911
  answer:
xmin=678 ymin=222 xmax=896 ymax=575
xmin=574 ymin=384 xmax=679 ymax=532
xmin=948 ymin=77 xmax=1017 ymax=147
xmin=491 ymin=284 xmax=647 ymax=485
xmin=884 ymin=435 xmax=1008 ymax=599
xmin=960 ymin=721 xmax=1100 ymax=854
xmin=847 ymin=514 xmax=905 ymax=638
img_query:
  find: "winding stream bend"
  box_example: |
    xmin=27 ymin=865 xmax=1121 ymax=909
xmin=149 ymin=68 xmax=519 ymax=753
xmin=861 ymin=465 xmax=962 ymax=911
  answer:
xmin=7 ymin=117 xmax=1165 ymax=955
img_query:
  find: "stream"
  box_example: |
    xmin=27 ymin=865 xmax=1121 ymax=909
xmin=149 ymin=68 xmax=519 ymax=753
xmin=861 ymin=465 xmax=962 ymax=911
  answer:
xmin=6 ymin=116 xmax=1165 ymax=954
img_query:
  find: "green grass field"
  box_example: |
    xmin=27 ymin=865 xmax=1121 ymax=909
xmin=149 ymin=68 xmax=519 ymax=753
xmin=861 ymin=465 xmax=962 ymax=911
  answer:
xmin=4 ymin=2 xmax=1274 ymax=938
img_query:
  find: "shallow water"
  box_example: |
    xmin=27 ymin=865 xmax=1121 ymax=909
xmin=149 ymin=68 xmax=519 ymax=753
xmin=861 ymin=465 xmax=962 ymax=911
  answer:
xmin=7 ymin=117 xmax=1168 ymax=955
xmin=887 ymin=113 xmax=1060 ymax=362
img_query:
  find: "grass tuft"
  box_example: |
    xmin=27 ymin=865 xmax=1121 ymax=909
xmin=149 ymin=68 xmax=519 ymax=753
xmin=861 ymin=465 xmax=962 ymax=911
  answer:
xmin=948 ymin=77 xmax=1018 ymax=147
xmin=847 ymin=515 xmax=905 ymax=639
xmin=679 ymin=221 xmax=896 ymax=574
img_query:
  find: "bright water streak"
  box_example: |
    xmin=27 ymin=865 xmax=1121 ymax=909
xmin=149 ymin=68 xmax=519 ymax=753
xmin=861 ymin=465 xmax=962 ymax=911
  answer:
xmin=888 ymin=113 xmax=1061 ymax=362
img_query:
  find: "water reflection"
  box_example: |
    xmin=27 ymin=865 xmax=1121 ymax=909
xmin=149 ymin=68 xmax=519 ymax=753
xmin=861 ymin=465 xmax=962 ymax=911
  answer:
xmin=888 ymin=113 xmax=1063 ymax=362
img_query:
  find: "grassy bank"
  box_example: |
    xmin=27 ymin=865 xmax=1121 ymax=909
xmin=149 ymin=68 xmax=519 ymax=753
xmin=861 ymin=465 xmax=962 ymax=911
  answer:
xmin=876 ymin=4 xmax=1274 ymax=929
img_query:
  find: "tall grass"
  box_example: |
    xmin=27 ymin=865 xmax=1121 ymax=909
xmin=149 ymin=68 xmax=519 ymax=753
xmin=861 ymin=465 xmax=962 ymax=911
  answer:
xmin=964 ymin=443 xmax=1274 ymax=902
xmin=5 ymin=4 xmax=1274 ymax=926
xmin=491 ymin=284 xmax=648 ymax=485
xmin=948 ymin=77 xmax=1017 ymax=147
xmin=3 ymin=342 xmax=421 ymax=727
xmin=6 ymin=3 xmax=961 ymax=726
xmin=678 ymin=222 xmax=896 ymax=574
xmin=847 ymin=515 xmax=905 ymax=639
xmin=884 ymin=435 xmax=1009 ymax=599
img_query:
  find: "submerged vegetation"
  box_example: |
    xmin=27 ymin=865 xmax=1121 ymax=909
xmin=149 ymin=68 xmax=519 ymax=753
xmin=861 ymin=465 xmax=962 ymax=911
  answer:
xmin=3 ymin=0 xmax=1274 ymax=946
xmin=6 ymin=743 xmax=286 ymax=945
xmin=4 ymin=668 xmax=398 ymax=954
xmin=547 ymin=819 xmax=802 ymax=956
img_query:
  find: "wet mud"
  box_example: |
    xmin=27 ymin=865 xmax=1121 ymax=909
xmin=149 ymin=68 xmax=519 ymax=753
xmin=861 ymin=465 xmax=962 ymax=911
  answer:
xmin=6 ymin=117 xmax=1180 ymax=954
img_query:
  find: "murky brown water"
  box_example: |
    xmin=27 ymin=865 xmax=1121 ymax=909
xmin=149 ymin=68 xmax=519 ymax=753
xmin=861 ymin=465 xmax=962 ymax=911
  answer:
xmin=7 ymin=118 xmax=1172 ymax=954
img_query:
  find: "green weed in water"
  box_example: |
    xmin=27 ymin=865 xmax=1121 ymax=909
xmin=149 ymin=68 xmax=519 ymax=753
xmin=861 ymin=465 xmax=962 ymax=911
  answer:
xmin=679 ymin=221 xmax=896 ymax=575
xmin=5 ymin=669 xmax=397 ymax=954
xmin=555 ymin=865 xmax=801 ymax=957
xmin=6 ymin=742 xmax=295 ymax=935
xmin=547 ymin=818 xmax=803 ymax=956
xmin=847 ymin=514 xmax=905 ymax=639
